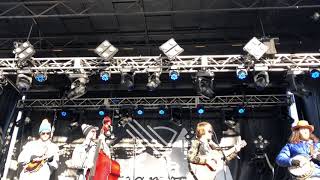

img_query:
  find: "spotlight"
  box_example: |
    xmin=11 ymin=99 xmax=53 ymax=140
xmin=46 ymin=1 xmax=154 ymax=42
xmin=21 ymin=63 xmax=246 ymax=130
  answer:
xmin=146 ymin=72 xmax=161 ymax=91
xmin=254 ymin=71 xmax=270 ymax=90
xmin=67 ymin=75 xmax=89 ymax=99
xmin=16 ymin=73 xmax=32 ymax=91
xmin=98 ymin=107 xmax=107 ymax=116
xmin=159 ymin=38 xmax=184 ymax=60
xmin=254 ymin=135 xmax=269 ymax=152
xmin=169 ymin=70 xmax=179 ymax=81
xmin=196 ymin=105 xmax=205 ymax=115
xmin=94 ymin=40 xmax=119 ymax=61
xmin=158 ymin=106 xmax=167 ymax=116
xmin=312 ymin=12 xmax=320 ymax=21
xmin=99 ymin=110 xmax=105 ymax=116
xmin=310 ymin=69 xmax=320 ymax=79
xmin=195 ymin=71 xmax=215 ymax=98
xmin=100 ymin=71 xmax=110 ymax=81
xmin=61 ymin=111 xmax=67 ymax=117
xmin=236 ymin=68 xmax=248 ymax=80
xmin=13 ymin=41 xmax=36 ymax=67
xmin=34 ymin=72 xmax=47 ymax=83
xmin=136 ymin=106 xmax=144 ymax=116
xmin=237 ymin=107 xmax=246 ymax=114
xmin=121 ymin=72 xmax=134 ymax=91
xmin=243 ymin=37 xmax=268 ymax=60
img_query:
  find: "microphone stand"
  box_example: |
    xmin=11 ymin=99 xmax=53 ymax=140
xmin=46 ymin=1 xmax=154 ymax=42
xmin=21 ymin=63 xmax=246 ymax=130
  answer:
xmin=212 ymin=131 xmax=228 ymax=180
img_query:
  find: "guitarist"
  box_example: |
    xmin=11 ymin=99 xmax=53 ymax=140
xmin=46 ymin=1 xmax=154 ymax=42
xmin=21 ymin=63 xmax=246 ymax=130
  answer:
xmin=17 ymin=119 xmax=59 ymax=180
xmin=276 ymin=120 xmax=320 ymax=178
xmin=187 ymin=122 xmax=243 ymax=180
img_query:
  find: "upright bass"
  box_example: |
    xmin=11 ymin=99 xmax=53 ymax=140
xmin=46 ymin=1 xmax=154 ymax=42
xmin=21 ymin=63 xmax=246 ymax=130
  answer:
xmin=86 ymin=116 xmax=120 ymax=180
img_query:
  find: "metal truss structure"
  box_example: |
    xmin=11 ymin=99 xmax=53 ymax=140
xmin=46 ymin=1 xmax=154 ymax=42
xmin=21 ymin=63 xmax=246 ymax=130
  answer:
xmin=0 ymin=53 xmax=320 ymax=75
xmin=0 ymin=0 xmax=317 ymax=19
xmin=16 ymin=94 xmax=290 ymax=110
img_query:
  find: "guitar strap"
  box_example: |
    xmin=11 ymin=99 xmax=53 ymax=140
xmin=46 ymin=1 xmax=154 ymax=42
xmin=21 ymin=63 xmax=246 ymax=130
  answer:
xmin=188 ymin=140 xmax=201 ymax=180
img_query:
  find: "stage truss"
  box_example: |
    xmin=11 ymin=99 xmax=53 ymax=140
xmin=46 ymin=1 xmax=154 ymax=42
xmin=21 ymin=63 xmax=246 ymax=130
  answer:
xmin=16 ymin=94 xmax=290 ymax=110
xmin=0 ymin=53 xmax=319 ymax=75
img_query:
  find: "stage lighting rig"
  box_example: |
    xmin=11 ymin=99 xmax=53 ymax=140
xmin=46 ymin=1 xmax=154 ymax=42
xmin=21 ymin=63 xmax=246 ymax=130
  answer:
xmin=146 ymin=72 xmax=161 ymax=91
xmin=236 ymin=66 xmax=248 ymax=80
xmin=121 ymin=72 xmax=135 ymax=91
xmin=16 ymin=73 xmax=32 ymax=91
xmin=194 ymin=71 xmax=215 ymax=98
xmin=310 ymin=69 xmax=320 ymax=79
xmin=67 ymin=74 xmax=89 ymax=99
xmin=13 ymin=41 xmax=35 ymax=67
xmin=100 ymin=71 xmax=111 ymax=82
xmin=94 ymin=40 xmax=119 ymax=62
xmin=243 ymin=37 xmax=269 ymax=60
xmin=254 ymin=71 xmax=270 ymax=90
xmin=159 ymin=38 xmax=184 ymax=60
xmin=34 ymin=72 xmax=47 ymax=83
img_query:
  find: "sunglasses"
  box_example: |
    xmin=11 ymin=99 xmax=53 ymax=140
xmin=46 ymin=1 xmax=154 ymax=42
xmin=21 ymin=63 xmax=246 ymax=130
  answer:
xmin=40 ymin=132 xmax=50 ymax=135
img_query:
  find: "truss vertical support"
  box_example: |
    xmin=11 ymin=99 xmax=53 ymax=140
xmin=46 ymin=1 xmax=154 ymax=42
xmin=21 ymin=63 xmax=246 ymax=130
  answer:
xmin=1 ymin=96 xmax=25 ymax=180
xmin=287 ymin=91 xmax=299 ymax=126
xmin=201 ymin=56 xmax=208 ymax=71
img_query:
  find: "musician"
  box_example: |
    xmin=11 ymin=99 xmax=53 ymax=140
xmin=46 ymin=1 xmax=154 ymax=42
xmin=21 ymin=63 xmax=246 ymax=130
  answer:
xmin=70 ymin=124 xmax=99 ymax=178
xmin=70 ymin=121 xmax=111 ymax=180
xmin=17 ymin=119 xmax=59 ymax=180
xmin=276 ymin=120 xmax=320 ymax=177
xmin=187 ymin=122 xmax=242 ymax=180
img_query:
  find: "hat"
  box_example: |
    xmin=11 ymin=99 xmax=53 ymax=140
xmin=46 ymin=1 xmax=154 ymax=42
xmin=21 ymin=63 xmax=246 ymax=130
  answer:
xmin=292 ymin=120 xmax=314 ymax=132
xmin=39 ymin=119 xmax=52 ymax=134
xmin=81 ymin=124 xmax=98 ymax=137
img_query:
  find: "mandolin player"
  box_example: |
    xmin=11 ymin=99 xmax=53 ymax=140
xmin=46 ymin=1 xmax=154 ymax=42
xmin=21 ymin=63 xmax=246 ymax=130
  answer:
xmin=276 ymin=120 xmax=320 ymax=179
xmin=17 ymin=119 xmax=59 ymax=180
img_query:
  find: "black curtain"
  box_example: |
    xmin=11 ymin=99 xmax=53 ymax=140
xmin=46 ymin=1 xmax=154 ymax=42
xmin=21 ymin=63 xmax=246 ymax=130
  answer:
xmin=295 ymin=79 xmax=320 ymax=137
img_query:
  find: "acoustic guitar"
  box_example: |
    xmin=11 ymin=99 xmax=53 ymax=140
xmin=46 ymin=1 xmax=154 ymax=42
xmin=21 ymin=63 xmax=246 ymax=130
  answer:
xmin=189 ymin=140 xmax=246 ymax=180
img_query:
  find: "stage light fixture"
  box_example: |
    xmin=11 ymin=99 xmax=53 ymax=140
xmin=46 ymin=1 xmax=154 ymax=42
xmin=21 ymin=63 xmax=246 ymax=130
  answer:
xmin=159 ymin=38 xmax=184 ymax=60
xmin=100 ymin=71 xmax=110 ymax=82
xmin=146 ymin=72 xmax=161 ymax=91
xmin=237 ymin=107 xmax=246 ymax=114
xmin=61 ymin=111 xmax=67 ymax=117
xmin=169 ymin=70 xmax=179 ymax=81
xmin=99 ymin=110 xmax=105 ymax=116
xmin=136 ymin=106 xmax=144 ymax=116
xmin=121 ymin=72 xmax=134 ymax=91
xmin=196 ymin=105 xmax=205 ymax=115
xmin=236 ymin=68 xmax=248 ymax=80
xmin=34 ymin=72 xmax=47 ymax=83
xmin=254 ymin=71 xmax=270 ymax=90
xmin=67 ymin=75 xmax=89 ymax=99
xmin=13 ymin=41 xmax=35 ymax=67
xmin=310 ymin=69 xmax=320 ymax=79
xmin=16 ymin=73 xmax=32 ymax=91
xmin=243 ymin=37 xmax=268 ymax=60
xmin=158 ymin=106 xmax=167 ymax=116
xmin=195 ymin=71 xmax=215 ymax=98
xmin=94 ymin=40 xmax=119 ymax=61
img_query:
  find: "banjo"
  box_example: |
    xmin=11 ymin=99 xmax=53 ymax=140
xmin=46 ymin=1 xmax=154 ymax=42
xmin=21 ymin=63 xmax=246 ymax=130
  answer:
xmin=288 ymin=155 xmax=315 ymax=180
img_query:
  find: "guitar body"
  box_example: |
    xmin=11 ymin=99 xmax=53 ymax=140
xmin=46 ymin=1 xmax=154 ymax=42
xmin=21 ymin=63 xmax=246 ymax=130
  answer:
xmin=189 ymin=155 xmax=233 ymax=180
xmin=86 ymin=150 xmax=120 ymax=180
xmin=24 ymin=160 xmax=46 ymax=173
xmin=288 ymin=155 xmax=315 ymax=180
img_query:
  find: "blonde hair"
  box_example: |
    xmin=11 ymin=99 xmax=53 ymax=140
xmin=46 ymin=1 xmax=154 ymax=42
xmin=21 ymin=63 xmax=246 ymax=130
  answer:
xmin=289 ymin=129 xmax=319 ymax=144
xmin=196 ymin=122 xmax=212 ymax=138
